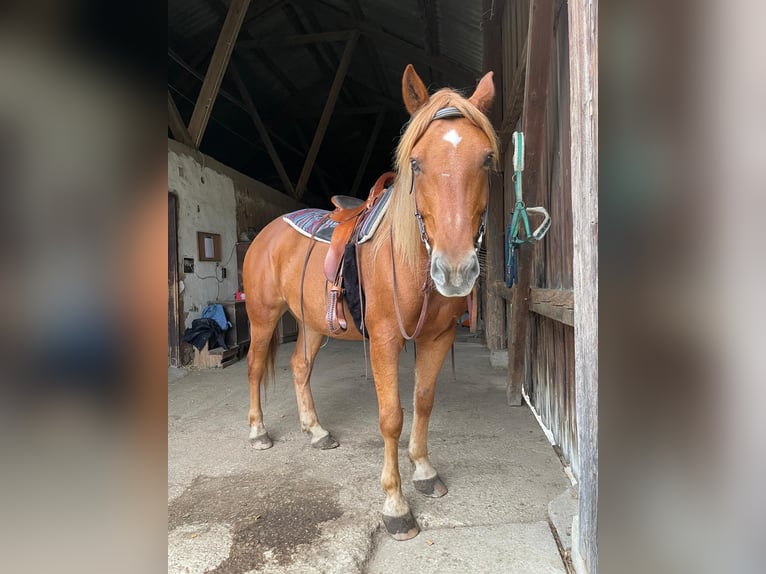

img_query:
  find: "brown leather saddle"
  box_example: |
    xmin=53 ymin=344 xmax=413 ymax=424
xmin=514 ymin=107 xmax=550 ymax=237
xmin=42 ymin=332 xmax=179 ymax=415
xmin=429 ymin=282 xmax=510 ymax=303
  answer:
xmin=322 ymin=172 xmax=395 ymax=333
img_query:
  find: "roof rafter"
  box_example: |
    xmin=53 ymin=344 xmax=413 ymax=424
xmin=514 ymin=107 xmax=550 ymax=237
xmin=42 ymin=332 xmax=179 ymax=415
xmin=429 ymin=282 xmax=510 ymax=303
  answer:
xmin=297 ymin=0 xmax=476 ymax=83
xmin=229 ymin=61 xmax=297 ymax=197
xmin=295 ymin=32 xmax=359 ymax=198
xmin=187 ymin=0 xmax=252 ymax=149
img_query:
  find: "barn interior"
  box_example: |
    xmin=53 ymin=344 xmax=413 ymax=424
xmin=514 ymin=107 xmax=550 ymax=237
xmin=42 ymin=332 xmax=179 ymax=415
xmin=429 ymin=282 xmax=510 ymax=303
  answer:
xmin=167 ymin=1 xmax=597 ymax=572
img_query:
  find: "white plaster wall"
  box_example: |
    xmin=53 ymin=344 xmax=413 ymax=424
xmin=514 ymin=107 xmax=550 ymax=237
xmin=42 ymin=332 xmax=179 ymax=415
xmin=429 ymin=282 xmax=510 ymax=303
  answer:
xmin=168 ymin=149 xmax=239 ymax=329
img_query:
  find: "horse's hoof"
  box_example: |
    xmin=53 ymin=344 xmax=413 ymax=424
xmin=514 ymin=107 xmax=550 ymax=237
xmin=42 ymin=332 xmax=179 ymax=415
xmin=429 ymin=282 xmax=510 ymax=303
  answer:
xmin=382 ymin=511 xmax=420 ymax=540
xmin=250 ymin=433 xmax=273 ymax=450
xmin=413 ymin=475 xmax=448 ymax=498
xmin=311 ymin=434 xmax=339 ymax=450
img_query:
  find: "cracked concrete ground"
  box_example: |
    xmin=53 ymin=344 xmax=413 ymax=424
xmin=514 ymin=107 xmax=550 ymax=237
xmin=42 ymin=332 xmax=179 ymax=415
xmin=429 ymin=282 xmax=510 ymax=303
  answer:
xmin=168 ymin=329 xmax=571 ymax=573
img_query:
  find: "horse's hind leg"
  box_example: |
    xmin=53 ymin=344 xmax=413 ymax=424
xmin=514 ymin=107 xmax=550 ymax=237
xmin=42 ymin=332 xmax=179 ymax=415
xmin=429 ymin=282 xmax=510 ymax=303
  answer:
xmin=246 ymin=306 xmax=285 ymax=450
xmin=290 ymin=324 xmax=339 ymax=449
xmin=409 ymin=331 xmax=455 ymax=497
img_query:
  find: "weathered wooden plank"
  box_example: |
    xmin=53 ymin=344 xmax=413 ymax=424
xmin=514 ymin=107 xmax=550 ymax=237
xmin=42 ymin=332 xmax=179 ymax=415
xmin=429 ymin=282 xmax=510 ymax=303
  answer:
xmin=531 ymin=288 xmax=574 ymax=326
xmin=568 ymin=0 xmax=598 ymax=572
xmin=168 ymin=193 xmax=181 ymax=366
xmin=350 ymin=109 xmax=386 ymax=197
xmin=229 ymin=62 xmax=296 ymax=198
xmin=488 ymin=281 xmax=574 ymax=327
xmin=490 ymin=282 xmax=573 ymax=325
xmin=295 ymin=33 xmax=359 ymax=199
xmin=167 ymin=91 xmax=192 ymax=146
xmin=498 ymin=38 xmax=528 ymax=148
xmin=187 ymin=0 xmax=251 ymax=149
xmin=508 ymin=0 xmax=556 ymax=406
xmin=482 ymin=0 xmax=507 ymax=352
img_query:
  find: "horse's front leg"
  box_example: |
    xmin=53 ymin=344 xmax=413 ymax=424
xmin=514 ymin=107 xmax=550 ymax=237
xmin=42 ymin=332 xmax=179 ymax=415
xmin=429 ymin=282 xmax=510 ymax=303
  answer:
xmin=371 ymin=336 xmax=419 ymax=540
xmin=409 ymin=330 xmax=455 ymax=497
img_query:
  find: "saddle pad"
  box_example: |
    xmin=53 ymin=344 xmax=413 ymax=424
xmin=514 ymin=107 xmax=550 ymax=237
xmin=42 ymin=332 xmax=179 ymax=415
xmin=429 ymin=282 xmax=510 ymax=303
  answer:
xmin=282 ymin=209 xmax=335 ymax=243
xmin=282 ymin=185 xmax=393 ymax=245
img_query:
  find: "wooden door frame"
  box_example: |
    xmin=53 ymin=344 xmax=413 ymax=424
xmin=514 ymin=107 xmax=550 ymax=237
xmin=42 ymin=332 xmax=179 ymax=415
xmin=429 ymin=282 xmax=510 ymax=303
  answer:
xmin=168 ymin=192 xmax=181 ymax=366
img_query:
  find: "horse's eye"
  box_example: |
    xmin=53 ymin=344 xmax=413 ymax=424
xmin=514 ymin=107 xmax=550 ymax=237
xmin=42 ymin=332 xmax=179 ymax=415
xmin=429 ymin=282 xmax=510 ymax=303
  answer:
xmin=483 ymin=153 xmax=494 ymax=168
xmin=410 ymin=158 xmax=420 ymax=173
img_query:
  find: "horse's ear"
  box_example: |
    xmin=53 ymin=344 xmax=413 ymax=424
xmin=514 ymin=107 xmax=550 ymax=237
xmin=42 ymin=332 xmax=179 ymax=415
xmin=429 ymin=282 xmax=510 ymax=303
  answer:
xmin=402 ymin=64 xmax=429 ymax=115
xmin=468 ymin=71 xmax=495 ymax=113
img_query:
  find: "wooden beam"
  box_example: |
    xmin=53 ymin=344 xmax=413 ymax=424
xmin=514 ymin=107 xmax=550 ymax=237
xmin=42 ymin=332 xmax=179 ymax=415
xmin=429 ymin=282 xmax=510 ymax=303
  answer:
xmin=203 ymin=0 xmax=297 ymax=95
xmin=301 ymin=0 xmax=476 ymax=82
xmin=167 ymin=90 xmax=192 ymax=146
xmin=569 ymin=0 xmax=598 ymax=572
xmin=507 ymin=0 xmax=556 ymax=407
xmin=362 ymin=25 xmax=474 ymax=82
xmin=295 ymin=33 xmax=359 ymax=199
xmin=350 ymin=109 xmax=386 ymax=197
xmin=229 ymin=62 xmax=297 ymax=198
xmin=243 ymin=0 xmax=287 ymax=27
xmin=170 ymin=49 xmax=304 ymax=159
xmin=239 ymin=30 xmax=356 ymax=49
xmin=499 ymin=38 xmax=528 ymax=149
xmin=348 ymin=0 xmax=392 ymax=99
xmin=489 ymin=282 xmax=573 ymax=325
xmin=300 ymin=6 xmax=357 ymax=107
xmin=187 ymin=0 xmax=251 ymax=148
xmin=251 ymin=48 xmax=298 ymax=93
xmin=530 ymin=288 xmax=574 ymax=326
xmin=282 ymin=3 xmax=334 ymax=77
xmin=482 ymin=0 xmax=507 ymax=352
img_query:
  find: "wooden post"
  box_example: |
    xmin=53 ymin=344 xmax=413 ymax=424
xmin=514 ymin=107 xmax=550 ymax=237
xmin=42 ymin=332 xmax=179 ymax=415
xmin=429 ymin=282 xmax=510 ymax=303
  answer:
xmin=569 ymin=0 xmax=598 ymax=571
xmin=167 ymin=91 xmax=192 ymax=147
xmin=295 ymin=32 xmax=359 ymax=199
xmin=187 ymin=0 xmax=251 ymax=149
xmin=229 ymin=62 xmax=297 ymax=198
xmin=482 ymin=0 xmax=507 ymax=352
xmin=350 ymin=109 xmax=386 ymax=197
xmin=507 ymin=0 xmax=555 ymax=406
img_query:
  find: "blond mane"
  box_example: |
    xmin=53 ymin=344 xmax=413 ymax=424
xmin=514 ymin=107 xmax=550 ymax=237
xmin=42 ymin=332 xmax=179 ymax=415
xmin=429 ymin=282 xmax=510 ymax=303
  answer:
xmin=372 ymin=88 xmax=499 ymax=269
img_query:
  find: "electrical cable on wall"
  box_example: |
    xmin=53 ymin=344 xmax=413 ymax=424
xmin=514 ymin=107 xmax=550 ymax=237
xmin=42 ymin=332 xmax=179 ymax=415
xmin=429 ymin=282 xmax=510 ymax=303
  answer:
xmin=193 ymin=241 xmax=238 ymax=300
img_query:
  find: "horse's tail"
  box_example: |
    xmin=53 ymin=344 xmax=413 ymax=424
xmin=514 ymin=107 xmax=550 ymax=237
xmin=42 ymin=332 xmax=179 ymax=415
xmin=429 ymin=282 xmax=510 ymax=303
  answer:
xmin=262 ymin=327 xmax=280 ymax=395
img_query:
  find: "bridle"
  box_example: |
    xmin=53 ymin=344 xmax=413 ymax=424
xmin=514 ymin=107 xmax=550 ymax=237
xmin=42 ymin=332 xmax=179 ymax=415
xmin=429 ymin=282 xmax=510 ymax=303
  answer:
xmin=391 ymin=105 xmax=491 ymax=340
xmin=409 ymin=106 xmax=489 ymax=258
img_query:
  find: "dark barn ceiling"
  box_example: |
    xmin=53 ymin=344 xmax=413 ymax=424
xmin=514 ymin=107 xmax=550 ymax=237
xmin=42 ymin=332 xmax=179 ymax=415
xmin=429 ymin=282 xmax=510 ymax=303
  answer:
xmin=168 ymin=0 xmax=485 ymax=208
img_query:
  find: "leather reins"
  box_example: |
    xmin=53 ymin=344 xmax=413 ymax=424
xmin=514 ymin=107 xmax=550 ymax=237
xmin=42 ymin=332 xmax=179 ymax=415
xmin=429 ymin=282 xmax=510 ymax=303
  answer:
xmin=388 ymin=106 xmax=490 ymax=341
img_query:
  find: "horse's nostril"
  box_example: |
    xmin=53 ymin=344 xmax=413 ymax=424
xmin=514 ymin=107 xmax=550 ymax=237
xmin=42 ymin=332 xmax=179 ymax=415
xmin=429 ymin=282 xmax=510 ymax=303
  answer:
xmin=465 ymin=256 xmax=480 ymax=279
xmin=430 ymin=256 xmax=447 ymax=284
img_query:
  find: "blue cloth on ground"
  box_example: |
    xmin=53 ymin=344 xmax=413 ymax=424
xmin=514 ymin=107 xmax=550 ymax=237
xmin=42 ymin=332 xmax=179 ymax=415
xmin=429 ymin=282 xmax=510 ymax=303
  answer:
xmin=201 ymin=304 xmax=230 ymax=331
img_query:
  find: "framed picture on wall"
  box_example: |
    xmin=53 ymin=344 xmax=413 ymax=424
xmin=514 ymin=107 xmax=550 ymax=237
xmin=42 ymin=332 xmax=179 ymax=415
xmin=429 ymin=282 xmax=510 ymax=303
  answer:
xmin=197 ymin=231 xmax=222 ymax=261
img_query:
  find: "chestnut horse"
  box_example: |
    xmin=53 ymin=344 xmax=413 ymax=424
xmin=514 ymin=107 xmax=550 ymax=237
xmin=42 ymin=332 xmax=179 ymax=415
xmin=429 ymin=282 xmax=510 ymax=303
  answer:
xmin=242 ymin=65 xmax=498 ymax=540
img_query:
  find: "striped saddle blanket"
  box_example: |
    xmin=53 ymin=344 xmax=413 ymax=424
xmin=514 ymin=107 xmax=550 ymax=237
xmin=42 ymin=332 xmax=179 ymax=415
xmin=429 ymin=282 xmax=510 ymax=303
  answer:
xmin=282 ymin=185 xmax=393 ymax=244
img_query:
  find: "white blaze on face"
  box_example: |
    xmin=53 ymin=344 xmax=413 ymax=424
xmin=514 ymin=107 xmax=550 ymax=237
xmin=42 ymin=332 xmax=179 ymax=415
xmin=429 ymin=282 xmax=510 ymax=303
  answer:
xmin=442 ymin=128 xmax=462 ymax=148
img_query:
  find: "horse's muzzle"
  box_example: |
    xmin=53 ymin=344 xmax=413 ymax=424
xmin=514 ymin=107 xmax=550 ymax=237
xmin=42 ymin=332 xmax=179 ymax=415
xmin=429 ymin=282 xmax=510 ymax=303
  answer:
xmin=430 ymin=252 xmax=480 ymax=297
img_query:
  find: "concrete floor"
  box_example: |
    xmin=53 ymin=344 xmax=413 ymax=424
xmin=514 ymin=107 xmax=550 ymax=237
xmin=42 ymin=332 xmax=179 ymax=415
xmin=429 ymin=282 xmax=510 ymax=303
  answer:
xmin=168 ymin=329 xmax=572 ymax=574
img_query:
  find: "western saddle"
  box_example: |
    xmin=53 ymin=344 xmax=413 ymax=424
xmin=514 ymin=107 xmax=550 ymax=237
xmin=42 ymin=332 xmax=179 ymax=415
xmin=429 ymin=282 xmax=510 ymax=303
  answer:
xmin=322 ymin=171 xmax=394 ymax=333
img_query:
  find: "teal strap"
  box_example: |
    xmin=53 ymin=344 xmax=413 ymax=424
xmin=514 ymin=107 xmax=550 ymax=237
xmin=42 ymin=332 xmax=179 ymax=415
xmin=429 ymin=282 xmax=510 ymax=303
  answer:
xmin=508 ymin=131 xmax=550 ymax=246
xmin=510 ymin=132 xmax=532 ymax=246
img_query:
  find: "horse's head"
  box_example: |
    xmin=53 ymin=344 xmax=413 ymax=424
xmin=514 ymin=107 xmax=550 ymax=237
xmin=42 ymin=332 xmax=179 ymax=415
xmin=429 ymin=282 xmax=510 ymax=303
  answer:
xmin=398 ymin=65 xmax=498 ymax=298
